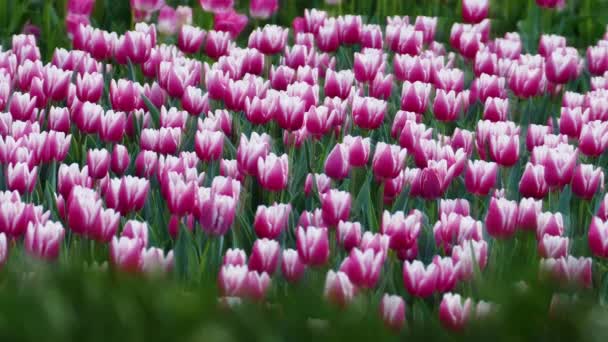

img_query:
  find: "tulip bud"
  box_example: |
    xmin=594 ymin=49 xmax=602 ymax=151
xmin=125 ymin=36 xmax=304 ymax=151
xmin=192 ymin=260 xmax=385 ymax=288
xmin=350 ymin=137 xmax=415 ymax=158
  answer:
xmin=538 ymin=235 xmax=569 ymax=258
xmin=321 ymin=190 xmax=351 ymax=227
xmin=403 ymin=260 xmax=438 ymax=297
xmin=324 ymin=270 xmax=356 ymax=307
xmin=379 ymin=294 xmax=406 ymax=331
xmin=571 ymin=164 xmax=604 ymax=200
xmin=25 ymin=221 xmax=65 ymax=261
xmin=537 ymin=212 xmax=564 ymax=239
xmin=254 ymin=203 xmax=291 ymax=240
xmin=339 ymin=247 xmax=385 ymax=289
xmin=517 ymin=197 xmax=543 ymax=231
xmin=297 ymin=226 xmax=330 ymax=266
xmin=248 ymin=238 xmax=280 ymax=274
xmin=439 ymin=293 xmax=472 ymax=331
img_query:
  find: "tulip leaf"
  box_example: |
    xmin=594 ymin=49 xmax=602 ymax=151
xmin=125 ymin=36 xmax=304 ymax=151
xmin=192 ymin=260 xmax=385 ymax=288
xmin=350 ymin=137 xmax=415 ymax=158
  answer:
xmin=141 ymin=94 xmax=160 ymax=128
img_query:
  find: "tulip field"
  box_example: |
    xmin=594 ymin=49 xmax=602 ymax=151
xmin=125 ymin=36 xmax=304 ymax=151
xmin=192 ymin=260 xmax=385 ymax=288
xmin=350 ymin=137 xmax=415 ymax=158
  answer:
xmin=3 ymin=0 xmax=608 ymax=340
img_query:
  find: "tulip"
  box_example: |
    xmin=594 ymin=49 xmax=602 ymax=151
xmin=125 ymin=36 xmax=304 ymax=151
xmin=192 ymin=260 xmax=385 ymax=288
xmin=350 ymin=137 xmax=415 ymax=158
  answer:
xmin=369 ymin=72 xmax=393 ymax=100
xmin=433 ymin=89 xmax=465 ymax=122
xmin=110 ymin=79 xmax=139 ymax=113
xmin=305 ymin=105 xmax=333 ymax=137
xmin=379 ymin=294 xmax=406 ymax=331
xmin=360 ymin=24 xmax=383 ymax=49
xmin=539 ymin=34 xmax=567 ymax=57
xmin=181 ymin=86 xmax=208 ymax=116
xmin=589 ymin=216 xmax=608 ymax=258
xmin=104 ymin=176 xmax=149 ymax=215
xmin=401 ymin=81 xmax=432 ymax=114
xmin=372 ymin=143 xmax=407 ymax=180
xmin=47 ymin=107 xmax=70 ymax=133
xmin=204 ymin=30 xmax=232 ymax=59
xmin=87 ymin=148 xmax=111 ymax=180
xmin=194 ymin=130 xmax=224 ymax=162
xmin=539 ymin=235 xmax=569 ymax=258
xmin=483 ymin=97 xmax=509 ymax=122
xmin=579 ymin=121 xmax=608 ymax=157
xmin=244 ymin=270 xmax=272 ymax=300
xmin=343 ymin=135 xmax=371 ymax=168
xmin=452 ymin=240 xmax=488 ymax=281
xmin=9 ymin=92 xmax=37 ymax=121
xmin=218 ymin=264 xmax=248 ymax=297
xmin=394 ymin=54 xmax=431 ymax=83
xmin=254 ymin=203 xmax=291 ymax=240
xmin=414 ymin=16 xmax=437 ymax=44
xmin=248 ymin=0 xmax=278 ymax=19
xmin=353 ymin=50 xmax=384 ymax=83
xmin=163 ymin=172 xmax=197 ymax=216
xmin=352 ymin=96 xmax=386 ymax=130
xmin=316 ymin=20 xmax=340 ymax=53
xmin=540 ymin=256 xmax=592 ymax=288
xmin=214 ymin=10 xmax=248 ymax=39
xmin=248 ymin=238 xmax=280 ymax=274
xmin=141 ymin=247 xmax=174 ymax=274
xmin=559 ymin=107 xmax=587 ymax=138
xmin=519 ymin=163 xmax=549 ymax=199
xmin=537 ymin=212 xmax=564 ymax=239
xmin=275 ymin=95 xmax=305 ymax=131
xmin=75 ymin=72 xmax=103 ymax=103
xmin=321 ymin=190 xmax=351 ymax=227
xmin=489 ymin=134 xmax=519 ymax=167
xmin=197 ymin=193 xmax=236 ymax=236
xmin=6 ymin=163 xmax=37 ymax=194
xmin=297 ymin=226 xmax=329 ymax=266
xmin=256 ymin=153 xmax=288 ymax=192
xmin=434 ymin=213 xmax=483 ymax=253
xmin=90 ymin=208 xmax=120 ymax=243
xmin=587 ymin=45 xmax=608 ymax=75
xmin=200 ymin=0 xmax=234 ymax=13
xmin=339 ymin=247 xmax=384 ymax=289
xmin=571 ymin=164 xmax=604 ymax=200
xmin=177 ymin=25 xmax=205 ymax=54
xmin=99 ymin=110 xmax=127 ymax=143
xmin=324 ymin=69 xmax=354 ymax=100
xmin=237 ymin=133 xmax=271 ymax=176
xmin=464 ymin=160 xmax=497 ymax=195
xmin=462 ymin=0 xmax=489 ymax=23
xmin=334 ymin=221 xmax=362 ymax=252
xmin=517 ymin=198 xmax=543 ymax=231
xmin=381 ymin=210 xmax=422 ymax=251
xmin=324 ymin=143 xmax=350 ymax=180
xmin=386 ymin=25 xmax=422 ymax=56
xmin=440 ymin=199 xmax=471 ymax=217
xmin=304 ymin=173 xmax=331 ymax=197
xmin=439 ymin=293 xmax=472 ymax=331
xmin=508 ymin=64 xmax=544 ymax=98
xmin=223 ymin=248 xmax=247 ymax=266
xmin=25 ymin=221 xmax=65 ymax=261
xmin=485 ymin=197 xmax=518 ymax=239
xmin=403 ymin=260 xmax=439 ymax=297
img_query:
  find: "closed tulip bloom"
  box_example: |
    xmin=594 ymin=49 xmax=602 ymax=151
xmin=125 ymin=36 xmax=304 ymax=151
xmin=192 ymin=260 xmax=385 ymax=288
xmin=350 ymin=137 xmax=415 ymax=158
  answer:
xmin=305 ymin=105 xmax=333 ymax=137
xmin=110 ymin=145 xmax=130 ymax=176
xmin=465 ymin=160 xmax=497 ymax=195
xmin=218 ymin=264 xmax=248 ymax=297
xmin=181 ymin=86 xmax=207 ymax=116
xmin=6 ymin=163 xmax=37 ymax=194
xmin=559 ymin=107 xmax=587 ymax=138
xmin=223 ymin=248 xmax=247 ymax=266
xmin=352 ymin=96 xmax=387 ymax=130
xmin=324 ymin=270 xmax=356 ymax=307
xmin=324 ymin=69 xmax=354 ymax=100
xmin=248 ymin=238 xmax=280 ymax=274
xmin=587 ymin=45 xmax=608 ymax=75
xmin=316 ymin=20 xmax=340 ymax=53
xmin=589 ymin=216 xmax=608 ymax=258
xmin=110 ymin=236 xmax=144 ymax=272
xmin=249 ymin=0 xmax=278 ymax=19
xmin=87 ymin=148 xmax=111 ymax=180
xmin=195 ymin=130 xmax=224 ymax=162
xmin=135 ymin=150 xmax=158 ymax=178
xmin=198 ymin=193 xmax=237 ymax=236
xmin=110 ymin=79 xmax=139 ymax=112
xmin=519 ymin=163 xmax=549 ymax=199
xmin=537 ymin=212 xmax=564 ymax=239
xmin=163 ymin=173 xmax=197 ymax=216
xmin=340 ymin=247 xmax=384 ymax=289
xmin=141 ymin=247 xmax=174 ymax=274
xmin=254 ymin=203 xmax=291 ymax=239
xmin=204 ymin=30 xmax=232 ymax=59
xmin=304 ymin=173 xmax=332 ymax=197
xmin=433 ymin=89 xmax=464 ymax=122
xmin=379 ymin=294 xmax=406 ymax=331
xmin=439 ymin=293 xmax=472 ymax=331
xmin=540 ymin=256 xmax=592 ymax=288
xmin=517 ymin=198 xmax=543 ymax=231
xmin=360 ymin=24 xmax=383 ymax=49
xmin=382 ymin=210 xmax=422 ymax=251
xmin=543 ymin=145 xmax=578 ymax=188
xmin=401 ymin=81 xmax=432 ymax=114
xmin=433 ymin=256 xmax=458 ymax=293
xmin=237 ymin=133 xmax=271 ymax=176
xmin=470 ymin=73 xmax=507 ymax=103
xmin=104 ymin=176 xmax=150 ymax=215
xmin=99 ymin=110 xmax=127 ymax=143
xmin=489 ymin=134 xmax=519 ymax=167
xmin=394 ymin=54 xmax=431 ymax=83
xmin=178 ymin=25 xmax=205 ymax=54
xmin=546 ymin=48 xmax=581 ymax=84
xmin=562 ymin=90 xmax=585 ymax=109
xmin=213 ymin=9 xmax=249 ymax=39
xmin=281 ymin=249 xmax=306 ymax=283
xmin=25 ymin=221 xmax=65 ymax=261
xmin=75 ymin=72 xmax=103 ymax=103
xmin=297 ymin=226 xmax=330 ymax=266
xmin=572 ymin=164 xmax=603 ymax=200
xmin=538 ymin=34 xmax=566 ymax=57
xmin=403 ymin=260 xmax=439 ymax=297
xmin=440 ymin=199 xmax=470 ymax=217
xmin=539 ymin=235 xmax=569 ymax=258
xmin=336 ymin=220 xmax=362 ymax=252
xmin=462 ymin=0 xmax=489 ymax=23
xmin=275 ymin=95 xmax=305 ymax=131
xmin=508 ymin=64 xmax=544 ymax=98
xmin=353 ymin=50 xmax=385 ymax=83
xmin=579 ymin=121 xmax=608 ymax=157
xmin=9 ymin=92 xmax=37 ymax=121
xmin=372 ymin=143 xmax=407 ymax=180
xmin=338 ymin=15 xmax=363 ymax=45
xmin=324 ymin=143 xmax=350 ymax=180
xmin=269 ymin=65 xmax=296 ymax=91
xmin=343 ymin=135 xmax=370 ymax=168
xmin=483 ymin=97 xmax=509 ymax=122
xmin=386 ymin=25 xmax=422 ymax=56
xmin=452 ymin=240 xmax=488 ymax=281
xmin=321 ymin=190 xmax=352 ymax=227
xmin=485 ymin=197 xmax=518 ymax=239
xmin=433 ymin=213 xmax=483 ymax=253
xmin=89 ymin=208 xmax=120 ymax=243
xmin=47 ymin=107 xmax=71 ymax=133
xmin=257 ymin=153 xmax=288 ymax=192
xmin=248 ymin=25 xmax=288 ymax=55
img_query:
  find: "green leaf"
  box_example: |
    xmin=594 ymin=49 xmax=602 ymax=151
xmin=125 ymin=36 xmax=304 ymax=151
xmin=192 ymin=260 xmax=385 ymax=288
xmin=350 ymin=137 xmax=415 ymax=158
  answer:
xmin=141 ymin=94 xmax=160 ymax=128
